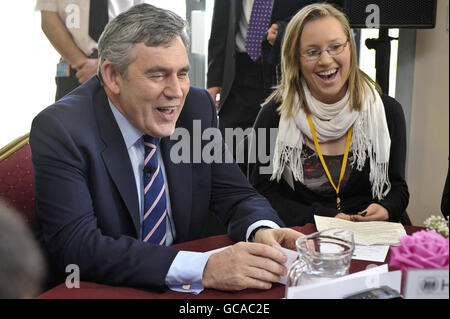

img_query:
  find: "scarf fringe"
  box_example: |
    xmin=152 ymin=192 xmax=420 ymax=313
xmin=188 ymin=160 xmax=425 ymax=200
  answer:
xmin=351 ymin=114 xmax=367 ymax=170
xmin=370 ymin=157 xmax=391 ymax=200
xmin=271 ymin=140 xmax=304 ymax=182
xmin=352 ymin=112 xmax=391 ymax=200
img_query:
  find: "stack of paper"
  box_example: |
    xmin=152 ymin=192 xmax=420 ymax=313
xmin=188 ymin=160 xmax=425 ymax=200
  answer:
xmin=314 ymin=215 xmax=407 ymax=246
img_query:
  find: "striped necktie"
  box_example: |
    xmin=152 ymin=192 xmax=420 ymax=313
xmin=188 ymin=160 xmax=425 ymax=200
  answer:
xmin=142 ymin=135 xmax=167 ymax=245
xmin=245 ymin=0 xmax=273 ymax=61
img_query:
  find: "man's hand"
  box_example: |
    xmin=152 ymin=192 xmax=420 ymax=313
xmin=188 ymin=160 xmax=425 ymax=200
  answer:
xmin=73 ymin=58 xmax=99 ymax=84
xmin=207 ymin=87 xmax=222 ymax=110
xmin=202 ymin=242 xmax=288 ymax=291
xmin=266 ymin=24 xmax=279 ymax=46
xmin=351 ymin=203 xmax=389 ymax=222
xmin=253 ymin=227 xmax=303 ymax=251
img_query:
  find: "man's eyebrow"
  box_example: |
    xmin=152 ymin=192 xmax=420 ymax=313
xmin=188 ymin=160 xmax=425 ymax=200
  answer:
xmin=181 ymin=65 xmax=191 ymax=72
xmin=145 ymin=65 xmax=191 ymax=74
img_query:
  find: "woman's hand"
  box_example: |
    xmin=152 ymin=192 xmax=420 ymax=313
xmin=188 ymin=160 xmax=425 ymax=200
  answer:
xmin=335 ymin=213 xmax=352 ymax=221
xmin=352 ymin=203 xmax=389 ymax=222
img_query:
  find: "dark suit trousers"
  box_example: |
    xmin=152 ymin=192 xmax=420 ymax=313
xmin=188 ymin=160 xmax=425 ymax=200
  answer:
xmin=218 ymin=53 xmax=272 ymax=136
xmin=55 ymin=66 xmax=81 ymax=101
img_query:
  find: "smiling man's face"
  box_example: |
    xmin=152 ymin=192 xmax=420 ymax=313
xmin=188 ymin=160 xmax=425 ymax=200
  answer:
xmin=114 ymin=37 xmax=190 ymax=138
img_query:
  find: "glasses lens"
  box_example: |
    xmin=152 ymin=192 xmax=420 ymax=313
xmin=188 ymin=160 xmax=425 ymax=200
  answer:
xmin=302 ymin=41 xmax=347 ymax=60
xmin=329 ymin=42 xmax=347 ymax=56
xmin=306 ymin=53 xmax=319 ymax=61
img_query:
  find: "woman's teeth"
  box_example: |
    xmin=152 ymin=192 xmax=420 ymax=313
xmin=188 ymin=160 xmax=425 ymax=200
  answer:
xmin=318 ymin=69 xmax=338 ymax=78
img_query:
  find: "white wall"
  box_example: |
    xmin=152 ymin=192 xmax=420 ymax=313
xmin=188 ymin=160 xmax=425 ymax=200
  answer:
xmin=0 ymin=1 xmax=60 ymax=148
xmin=0 ymin=0 xmax=187 ymax=149
xmin=407 ymin=0 xmax=449 ymax=225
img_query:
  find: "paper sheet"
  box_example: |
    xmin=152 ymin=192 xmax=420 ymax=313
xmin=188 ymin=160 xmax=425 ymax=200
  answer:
xmin=353 ymin=245 xmax=390 ymax=262
xmin=272 ymin=246 xmax=298 ymax=285
xmin=314 ymin=215 xmax=406 ymax=246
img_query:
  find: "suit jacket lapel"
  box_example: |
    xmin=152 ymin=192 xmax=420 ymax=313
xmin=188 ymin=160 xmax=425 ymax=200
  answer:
xmin=234 ymin=0 xmax=243 ymax=29
xmin=160 ymin=137 xmax=192 ymax=243
xmin=93 ymin=84 xmax=141 ymax=237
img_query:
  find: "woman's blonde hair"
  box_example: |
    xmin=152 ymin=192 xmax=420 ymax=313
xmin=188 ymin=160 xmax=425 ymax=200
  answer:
xmin=265 ymin=3 xmax=380 ymax=117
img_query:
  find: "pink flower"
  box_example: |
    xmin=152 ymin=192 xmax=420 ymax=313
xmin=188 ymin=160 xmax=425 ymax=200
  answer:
xmin=389 ymin=231 xmax=449 ymax=273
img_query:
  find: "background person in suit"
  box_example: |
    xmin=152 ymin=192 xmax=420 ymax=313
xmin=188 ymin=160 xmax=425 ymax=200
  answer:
xmin=0 ymin=201 xmax=45 ymax=298
xmin=30 ymin=4 xmax=302 ymax=293
xmin=207 ymin=0 xmax=315 ymax=142
xmin=36 ymin=0 xmax=145 ymax=101
xmin=207 ymin=1 xmax=348 ymax=149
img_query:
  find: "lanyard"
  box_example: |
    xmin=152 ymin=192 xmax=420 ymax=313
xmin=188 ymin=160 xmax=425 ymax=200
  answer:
xmin=307 ymin=114 xmax=352 ymax=211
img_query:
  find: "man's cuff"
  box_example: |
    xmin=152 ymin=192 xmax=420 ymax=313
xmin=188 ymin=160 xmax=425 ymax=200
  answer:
xmin=246 ymin=220 xmax=280 ymax=242
xmin=168 ymin=283 xmax=204 ymax=295
xmin=165 ymin=251 xmax=210 ymax=294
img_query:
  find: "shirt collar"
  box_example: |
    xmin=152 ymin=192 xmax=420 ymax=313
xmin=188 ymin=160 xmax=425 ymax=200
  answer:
xmin=108 ymin=98 xmax=143 ymax=149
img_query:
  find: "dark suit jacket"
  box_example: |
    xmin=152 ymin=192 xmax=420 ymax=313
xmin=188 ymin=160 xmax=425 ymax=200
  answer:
xmin=30 ymin=76 xmax=284 ymax=291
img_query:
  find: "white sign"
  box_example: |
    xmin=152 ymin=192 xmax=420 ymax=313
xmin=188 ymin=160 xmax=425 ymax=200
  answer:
xmin=404 ymin=269 xmax=449 ymax=299
xmin=286 ymin=264 xmax=402 ymax=299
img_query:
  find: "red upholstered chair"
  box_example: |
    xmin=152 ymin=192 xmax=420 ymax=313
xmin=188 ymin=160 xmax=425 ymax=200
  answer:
xmin=0 ymin=133 xmax=35 ymax=227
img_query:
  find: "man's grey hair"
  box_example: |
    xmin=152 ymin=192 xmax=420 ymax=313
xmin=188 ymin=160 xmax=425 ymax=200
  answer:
xmin=97 ymin=3 xmax=190 ymax=82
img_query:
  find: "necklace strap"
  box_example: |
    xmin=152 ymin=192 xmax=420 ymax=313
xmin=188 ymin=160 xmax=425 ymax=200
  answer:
xmin=307 ymin=114 xmax=352 ymax=211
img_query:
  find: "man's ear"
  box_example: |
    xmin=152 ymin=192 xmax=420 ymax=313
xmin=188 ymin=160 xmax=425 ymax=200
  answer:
xmin=101 ymin=60 xmax=122 ymax=95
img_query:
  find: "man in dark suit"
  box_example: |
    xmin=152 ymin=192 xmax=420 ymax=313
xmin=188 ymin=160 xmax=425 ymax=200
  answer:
xmin=30 ymin=4 xmax=302 ymax=293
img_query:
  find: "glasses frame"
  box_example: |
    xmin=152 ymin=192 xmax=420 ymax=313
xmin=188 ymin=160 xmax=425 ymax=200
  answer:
xmin=300 ymin=40 xmax=349 ymax=61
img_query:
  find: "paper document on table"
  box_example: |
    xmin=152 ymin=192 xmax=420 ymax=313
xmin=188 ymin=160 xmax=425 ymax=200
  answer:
xmin=272 ymin=245 xmax=298 ymax=285
xmin=314 ymin=215 xmax=406 ymax=246
xmin=353 ymin=245 xmax=389 ymax=262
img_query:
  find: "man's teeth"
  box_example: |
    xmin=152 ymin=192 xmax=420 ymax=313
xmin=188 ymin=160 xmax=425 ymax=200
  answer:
xmin=157 ymin=107 xmax=176 ymax=111
xmin=318 ymin=69 xmax=337 ymax=76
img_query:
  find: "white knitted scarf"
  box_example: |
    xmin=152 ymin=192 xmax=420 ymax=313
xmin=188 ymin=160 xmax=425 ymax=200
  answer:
xmin=271 ymin=79 xmax=391 ymax=200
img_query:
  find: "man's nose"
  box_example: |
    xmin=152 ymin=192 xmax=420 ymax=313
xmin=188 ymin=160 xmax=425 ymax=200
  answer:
xmin=164 ymin=74 xmax=184 ymax=98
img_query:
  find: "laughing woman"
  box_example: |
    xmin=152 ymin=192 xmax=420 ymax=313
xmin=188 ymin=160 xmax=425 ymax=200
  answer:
xmin=248 ymin=3 xmax=409 ymax=226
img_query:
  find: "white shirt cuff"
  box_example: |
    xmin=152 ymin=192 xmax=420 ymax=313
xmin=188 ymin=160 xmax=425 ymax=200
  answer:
xmin=246 ymin=220 xmax=281 ymax=242
xmin=165 ymin=251 xmax=210 ymax=294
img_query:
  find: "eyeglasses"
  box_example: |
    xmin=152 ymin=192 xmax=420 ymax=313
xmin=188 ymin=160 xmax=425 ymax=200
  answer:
xmin=300 ymin=40 xmax=349 ymax=61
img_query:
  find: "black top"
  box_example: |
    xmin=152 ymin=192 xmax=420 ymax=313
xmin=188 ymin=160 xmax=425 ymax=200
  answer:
xmin=442 ymin=161 xmax=449 ymax=217
xmin=248 ymin=94 xmax=410 ymax=225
